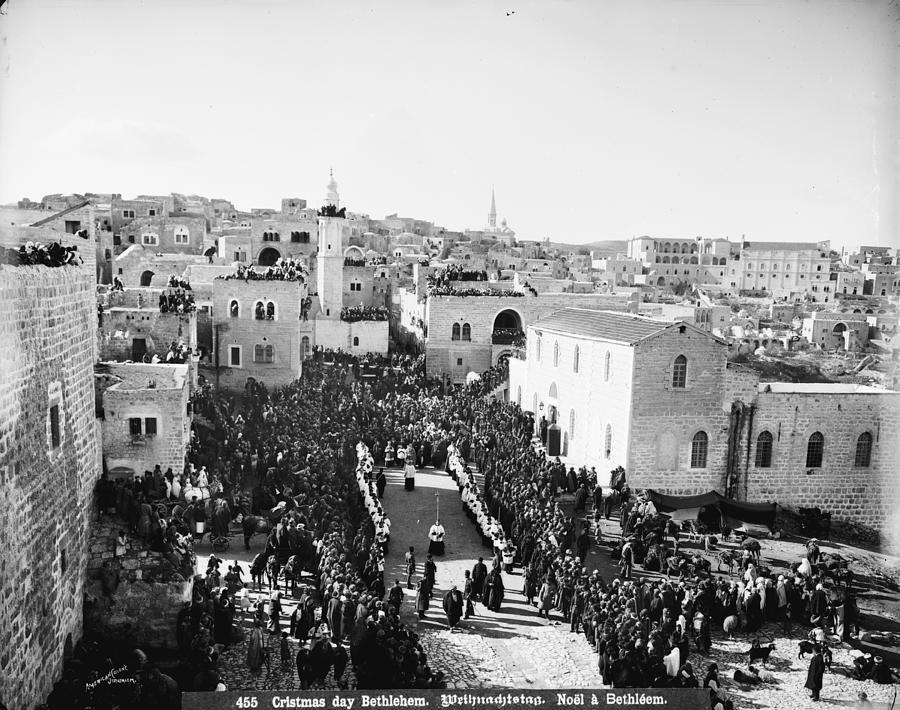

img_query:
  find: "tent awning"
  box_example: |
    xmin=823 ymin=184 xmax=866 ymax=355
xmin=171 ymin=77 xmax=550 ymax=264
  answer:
xmin=647 ymin=489 xmax=777 ymax=528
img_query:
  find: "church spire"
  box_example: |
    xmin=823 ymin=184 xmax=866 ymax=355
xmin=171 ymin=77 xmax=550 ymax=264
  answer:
xmin=488 ymin=186 xmax=497 ymax=229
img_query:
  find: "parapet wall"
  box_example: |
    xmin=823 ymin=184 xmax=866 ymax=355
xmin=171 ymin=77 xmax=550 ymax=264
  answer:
xmin=0 ymin=255 xmax=101 ymax=709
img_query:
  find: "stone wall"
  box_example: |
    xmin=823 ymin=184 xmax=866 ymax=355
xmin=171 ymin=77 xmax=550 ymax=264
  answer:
xmin=740 ymin=389 xmax=900 ymax=546
xmin=83 ymin=520 xmax=194 ymax=651
xmin=98 ymin=307 xmax=197 ymax=361
xmin=517 ymin=330 xmax=635 ymax=473
xmin=114 ymin=245 xmax=205 ymax=288
xmin=315 ymin=318 xmax=389 ymax=355
xmin=424 ymin=293 xmax=638 ymax=381
xmin=0 ymin=231 xmax=101 ymax=709
xmin=628 ymin=327 xmax=731 ymax=495
xmin=212 ymin=278 xmax=303 ymax=391
xmin=98 ymin=363 xmax=191 ymax=478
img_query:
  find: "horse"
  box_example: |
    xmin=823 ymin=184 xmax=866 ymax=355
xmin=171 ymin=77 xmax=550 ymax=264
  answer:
xmin=241 ymin=502 xmax=289 ymax=550
xmin=718 ymin=550 xmax=738 ymax=575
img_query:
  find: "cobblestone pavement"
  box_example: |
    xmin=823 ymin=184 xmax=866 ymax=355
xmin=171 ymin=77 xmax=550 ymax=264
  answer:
xmin=196 ymin=472 xmax=899 ymax=707
xmin=381 ymin=467 xmax=900 ymax=708
xmin=381 ymin=468 xmax=605 ymax=689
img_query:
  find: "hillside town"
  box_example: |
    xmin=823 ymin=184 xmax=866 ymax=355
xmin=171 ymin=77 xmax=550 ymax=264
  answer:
xmin=1 ymin=175 xmax=898 ymax=710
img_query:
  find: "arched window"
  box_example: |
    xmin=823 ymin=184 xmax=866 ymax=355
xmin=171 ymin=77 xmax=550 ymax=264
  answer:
xmin=536 ymin=335 xmax=542 ymax=361
xmin=301 ymin=336 xmax=311 ymax=359
xmin=690 ymin=431 xmax=708 ymax=468
xmin=569 ymin=409 xmax=576 ymax=441
xmin=254 ymin=301 xmax=265 ymax=320
xmin=553 ymin=341 xmax=559 ymax=367
xmin=264 ymin=344 xmax=274 ymax=362
xmin=266 ymin=302 xmax=276 ymax=320
xmin=854 ymin=432 xmax=872 ymax=468
xmin=604 ymin=351 xmax=611 ymax=381
xmin=806 ymin=432 xmax=824 ymax=468
xmin=254 ymin=344 xmax=264 ymax=362
xmin=672 ymin=355 xmax=687 ymax=388
xmin=173 ymin=226 xmax=190 ymax=244
xmin=604 ymin=424 xmax=612 ymax=459
xmin=573 ymin=345 xmax=580 ymax=373
xmin=755 ymin=431 xmax=773 ymax=468
xmin=229 ymin=299 xmax=239 ymax=318
xmin=353 ymin=336 xmax=360 ymax=346
xmin=462 ymin=323 xmax=471 ymax=341
xmin=451 ymin=323 xmax=461 ymax=341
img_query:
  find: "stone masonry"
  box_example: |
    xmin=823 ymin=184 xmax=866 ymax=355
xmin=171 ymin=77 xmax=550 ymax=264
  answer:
xmin=0 ymin=229 xmax=101 ymax=709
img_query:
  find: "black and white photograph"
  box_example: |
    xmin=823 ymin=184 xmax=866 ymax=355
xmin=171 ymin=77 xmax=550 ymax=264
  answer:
xmin=0 ymin=1 xmax=898 ymax=708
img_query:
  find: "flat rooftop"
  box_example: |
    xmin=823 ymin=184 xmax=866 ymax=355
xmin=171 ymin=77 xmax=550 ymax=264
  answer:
xmin=759 ymin=382 xmax=895 ymax=395
xmin=97 ymin=362 xmax=188 ymax=390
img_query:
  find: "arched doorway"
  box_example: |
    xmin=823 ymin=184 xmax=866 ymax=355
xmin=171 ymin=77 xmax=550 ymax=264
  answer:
xmin=258 ymin=247 xmax=281 ymax=266
xmin=140 ymin=270 xmax=154 ymax=286
xmin=492 ymin=308 xmax=523 ymax=345
xmin=656 ymin=276 xmax=666 ymax=287
xmin=496 ymin=350 xmax=513 ymax=366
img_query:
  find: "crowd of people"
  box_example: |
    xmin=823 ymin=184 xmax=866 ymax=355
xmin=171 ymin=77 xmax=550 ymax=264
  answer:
xmin=425 ymin=264 xmax=524 ymax=297
xmin=5 ymin=241 xmax=83 ymax=267
xmin=49 ymin=345 xmax=897 ymax=703
xmin=188 ymin=356 xmax=449 ymax=689
xmin=340 ymin=304 xmax=389 ymax=322
xmin=218 ymin=258 xmax=308 ymax=282
xmin=158 ymin=287 xmax=195 ymax=313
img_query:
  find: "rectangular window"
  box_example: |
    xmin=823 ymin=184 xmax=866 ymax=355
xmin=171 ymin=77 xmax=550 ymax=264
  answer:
xmin=129 ymin=417 xmax=142 ymax=436
xmin=144 ymin=417 xmax=157 ymax=435
xmin=148 ymin=209 xmax=156 ymax=217
xmin=457 ymin=358 xmax=463 ymax=366
xmin=174 ymin=233 xmax=189 ymax=244
xmin=49 ymin=404 xmax=61 ymax=449
xmin=229 ymin=346 xmax=241 ymax=367
xmin=128 ymin=235 xmax=135 ymax=244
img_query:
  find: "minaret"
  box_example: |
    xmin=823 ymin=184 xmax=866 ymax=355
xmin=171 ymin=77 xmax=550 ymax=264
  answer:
xmin=317 ymin=170 xmax=345 ymax=319
xmin=325 ymin=168 xmax=340 ymax=209
xmin=488 ymin=186 xmax=497 ymax=229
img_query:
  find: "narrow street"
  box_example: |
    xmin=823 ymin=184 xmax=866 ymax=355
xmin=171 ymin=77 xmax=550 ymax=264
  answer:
xmin=380 ymin=466 xmax=603 ymax=689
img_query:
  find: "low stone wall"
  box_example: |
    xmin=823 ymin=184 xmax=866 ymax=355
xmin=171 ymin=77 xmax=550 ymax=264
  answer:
xmin=83 ymin=519 xmax=194 ymax=651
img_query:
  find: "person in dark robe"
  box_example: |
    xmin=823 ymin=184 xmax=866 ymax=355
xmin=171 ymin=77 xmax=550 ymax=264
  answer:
xmin=810 ymin=583 xmax=828 ymax=627
xmin=443 ymin=585 xmax=464 ymax=629
xmin=289 ymin=603 xmax=310 ymax=642
xmin=471 ymin=557 xmax=488 ymax=600
xmin=375 ymin=469 xmax=387 ymax=498
xmin=327 ymin=592 xmax=342 ymax=639
xmin=463 ymin=570 xmax=476 ymax=619
xmin=485 ymin=566 xmax=505 ymax=612
xmin=805 ymin=644 xmax=825 ymax=701
xmin=415 ymin=580 xmax=429 ymax=618
xmin=424 ymin=554 xmax=437 ymax=599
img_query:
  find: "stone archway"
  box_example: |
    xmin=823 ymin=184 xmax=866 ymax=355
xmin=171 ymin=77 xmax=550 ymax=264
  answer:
xmin=139 ymin=270 xmax=155 ymax=286
xmin=257 ymin=247 xmax=281 ymax=266
xmin=492 ymin=308 xmax=524 ymax=345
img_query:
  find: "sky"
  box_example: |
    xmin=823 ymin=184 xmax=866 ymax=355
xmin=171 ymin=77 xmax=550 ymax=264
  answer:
xmin=0 ymin=0 xmax=897 ymax=249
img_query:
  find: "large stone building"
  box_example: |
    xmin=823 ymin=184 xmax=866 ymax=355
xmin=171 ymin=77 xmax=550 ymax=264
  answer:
xmin=95 ymin=362 xmax=191 ymax=479
xmin=508 ymin=308 xmax=900 ymax=542
xmin=731 ymin=239 xmax=833 ymax=301
xmin=628 ymin=236 xmax=732 ymax=289
xmin=0 ymin=228 xmax=101 ymax=709
xmin=211 ymin=277 xmax=306 ymax=391
xmin=399 ymin=267 xmax=639 ymax=382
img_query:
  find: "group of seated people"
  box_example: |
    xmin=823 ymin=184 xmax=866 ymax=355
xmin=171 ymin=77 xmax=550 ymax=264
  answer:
xmin=159 ymin=288 xmax=195 ymax=313
xmin=220 ymin=258 xmax=307 ymax=282
xmin=340 ymin=304 xmax=389 ymax=322
xmin=6 ymin=241 xmax=83 ymax=267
